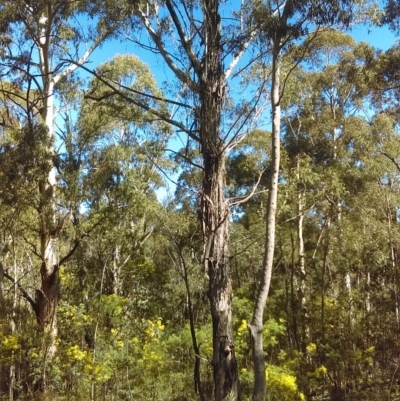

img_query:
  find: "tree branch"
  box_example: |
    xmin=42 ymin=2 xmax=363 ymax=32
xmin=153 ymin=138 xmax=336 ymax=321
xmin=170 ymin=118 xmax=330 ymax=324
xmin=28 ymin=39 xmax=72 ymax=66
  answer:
xmin=225 ymin=28 xmax=258 ymax=81
xmin=382 ymin=151 xmax=400 ymax=172
xmin=3 ymin=268 xmax=37 ymax=312
xmin=53 ymin=22 xmax=118 ymax=85
xmin=138 ymin=7 xmax=197 ymax=91
xmin=165 ymin=0 xmax=202 ymax=76
xmin=59 ymin=240 xmax=80 ymax=267
xmin=166 ymin=148 xmax=204 ymax=170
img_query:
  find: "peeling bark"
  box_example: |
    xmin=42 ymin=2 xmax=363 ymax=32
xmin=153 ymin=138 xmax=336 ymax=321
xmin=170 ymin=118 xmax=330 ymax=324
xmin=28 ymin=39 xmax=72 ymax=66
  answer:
xmin=198 ymin=1 xmax=239 ymax=399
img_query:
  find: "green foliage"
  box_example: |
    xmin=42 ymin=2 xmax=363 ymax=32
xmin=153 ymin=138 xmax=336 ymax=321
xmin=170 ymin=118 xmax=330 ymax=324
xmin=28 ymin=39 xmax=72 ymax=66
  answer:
xmin=0 ymin=123 xmax=52 ymax=206
xmin=2 ymin=1 xmax=400 ymax=399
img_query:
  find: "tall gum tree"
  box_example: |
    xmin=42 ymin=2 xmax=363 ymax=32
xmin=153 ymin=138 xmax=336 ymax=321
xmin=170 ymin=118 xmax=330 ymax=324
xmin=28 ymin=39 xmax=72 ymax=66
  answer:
xmin=122 ymin=1 xmax=261 ymax=399
xmin=248 ymin=2 xmax=355 ymax=400
xmin=0 ymin=0 xmax=133 ymax=389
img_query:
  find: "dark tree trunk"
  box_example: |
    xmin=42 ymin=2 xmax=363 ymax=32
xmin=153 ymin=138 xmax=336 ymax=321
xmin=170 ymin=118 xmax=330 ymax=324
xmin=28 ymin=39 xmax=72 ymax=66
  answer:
xmin=201 ymin=156 xmax=237 ymax=401
xmin=136 ymin=0 xmax=240 ymax=397
xmin=35 ymin=262 xmax=59 ymax=336
xmin=199 ymin=1 xmax=238 ymax=399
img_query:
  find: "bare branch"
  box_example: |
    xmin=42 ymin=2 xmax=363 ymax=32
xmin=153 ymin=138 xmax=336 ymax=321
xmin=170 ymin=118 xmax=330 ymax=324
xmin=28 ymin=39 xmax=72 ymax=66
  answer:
xmin=225 ymin=76 xmax=268 ymax=152
xmin=166 ymin=148 xmax=204 ymax=170
xmin=165 ymin=0 xmax=202 ymax=76
xmin=382 ymin=151 xmax=400 ymax=172
xmin=225 ymin=28 xmax=258 ymax=81
xmin=59 ymin=240 xmax=80 ymax=267
xmin=53 ymin=23 xmax=118 ymax=85
xmin=138 ymin=7 xmax=197 ymax=90
xmin=229 ymin=233 xmax=265 ymax=259
xmin=100 ymin=75 xmax=192 ymax=110
xmin=229 ymin=169 xmax=268 ymax=206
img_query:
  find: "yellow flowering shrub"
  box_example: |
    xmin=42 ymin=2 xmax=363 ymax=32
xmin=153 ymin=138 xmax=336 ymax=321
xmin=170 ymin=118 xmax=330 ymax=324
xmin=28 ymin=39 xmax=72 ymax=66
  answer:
xmin=314 ymin=365 xmax=327 ymax=378
xmin=1 ymin=334 xmax=20 ymax=350
xmin=145 ymin=319 xmax=165 ymax=338
xmin=306 ymin=342 xmax=317 ymax=355
xmin=237 ymin=319 xmax=247 ymax=336
xmin=266 ymin=365 xmax=305 ymax=401
xmin=66 ymin=344 xmax=87 ymax=361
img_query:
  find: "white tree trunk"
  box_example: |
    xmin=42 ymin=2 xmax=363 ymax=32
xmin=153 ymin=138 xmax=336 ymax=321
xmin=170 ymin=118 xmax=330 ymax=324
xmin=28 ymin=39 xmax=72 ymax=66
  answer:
xmin=249 ymin=40 xmax=281 ymax=401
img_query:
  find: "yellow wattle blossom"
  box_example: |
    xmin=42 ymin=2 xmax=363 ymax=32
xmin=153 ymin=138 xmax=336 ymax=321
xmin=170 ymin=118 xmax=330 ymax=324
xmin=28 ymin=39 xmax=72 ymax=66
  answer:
xmin=237 ymin=319 xmax=247 ymax=336
xmin=84 ymin=364 xmax=93 ymax=373
xmin=67 ymin=345 xmax=87 ymax=361
xmin=29 ymin=350 xmax=40 ymax=359
xmin=59 ymin=267 xmax=73 ymax=286
xmin=314 ymin=365 xmax=328 ymax=378
xmin=145 ymin=319 xmax=165 ymax=338
xmin=366 ymin=346 xmax=375 ymax=354
xmin=306 ymin=342 xmax=317 ymax=354
xmin=1 ymin=335 xmax=20 ymax=350
xmin=92 ymin=364 xmax=111 ymax=382
xmin=266 ymin=365 xmax=304 ymax=401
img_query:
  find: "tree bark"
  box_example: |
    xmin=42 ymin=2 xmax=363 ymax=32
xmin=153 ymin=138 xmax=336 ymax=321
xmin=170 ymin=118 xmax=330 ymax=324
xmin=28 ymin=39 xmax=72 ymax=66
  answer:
xmin=202 ymin=156 xmax=237 ymax=401
xmin=297 ymin=157 xmax=308 ymax=347
xmin=34 ymin=7 xmax=60 ymax=383
xmin=34 ymin=76 xmax=60 ymax=388
xmin=9 ymin=253 xmax=17 ymax=401
xmin=195 ymin=2 xmax=239 ymax=399
xmin=199 ymin=1 xmax=238 ymax=396
xmin=249 ymin=40 xmax=281 ymax=401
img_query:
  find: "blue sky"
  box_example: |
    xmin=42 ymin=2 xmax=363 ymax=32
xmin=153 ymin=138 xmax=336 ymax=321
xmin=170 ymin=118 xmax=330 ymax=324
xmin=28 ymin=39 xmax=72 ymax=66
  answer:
xmin=350 ymin=23 xmax=397 ymax=50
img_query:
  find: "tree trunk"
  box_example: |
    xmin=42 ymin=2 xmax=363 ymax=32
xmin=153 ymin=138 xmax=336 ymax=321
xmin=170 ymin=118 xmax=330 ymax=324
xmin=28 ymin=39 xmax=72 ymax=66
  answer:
xmin=197 ymin=2 xmax=238 ymax=399
xmin=35 ymin=38 xmax=59 ymax=386
xmin=249 ymin=40 xmax=281 ymax=401
xmin=297 ymin=156 xmax=308 ymax=347
xmin=321 ymin=216 xmax=331 ymax=343
xmin=35 ymin=128 xmax=60 ymax=389
xmin=9 ymin=251 xmax=18 ymax=401
xmin=136 ymin=0 xmax=240 ymax=396
xmin=202 ymin=158 xmax=237 ymax=401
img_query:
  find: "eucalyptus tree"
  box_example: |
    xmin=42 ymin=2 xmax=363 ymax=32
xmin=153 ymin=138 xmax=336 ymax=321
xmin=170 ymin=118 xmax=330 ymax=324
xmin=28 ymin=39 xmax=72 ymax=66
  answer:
xmin=0 ymin=49 xmax=172 ymax=397
xmin=384 ymin=0 xmax=400 ymax=32
xmin=248 ymin=4 xmax=355 ymax=400
xmin=114 ymin=2 xmax=264 ymax=400
xmin=0 ymin=0 xmax=135 ymax=390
